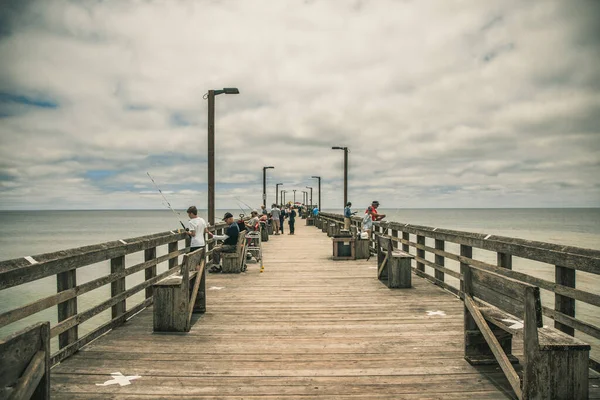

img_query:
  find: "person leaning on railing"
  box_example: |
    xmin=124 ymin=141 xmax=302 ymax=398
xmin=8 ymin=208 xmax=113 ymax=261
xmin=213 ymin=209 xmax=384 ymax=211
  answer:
xmin=362 ymin=200 xmax=386 ymax=238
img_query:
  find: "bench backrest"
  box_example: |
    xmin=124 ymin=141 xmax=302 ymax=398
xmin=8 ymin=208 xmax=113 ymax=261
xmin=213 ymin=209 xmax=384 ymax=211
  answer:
xmin=377 ymin=235 xmax=394 ymax=266
xmin=236 ymin=230 xmax=247 ymax=261
xmin=0 ymin=321 xmax=50 ymax=400
xmin=181 ymin=247 xmax=206 ymax=283
xmin=463 ymin=265 xmax=543 ymax=329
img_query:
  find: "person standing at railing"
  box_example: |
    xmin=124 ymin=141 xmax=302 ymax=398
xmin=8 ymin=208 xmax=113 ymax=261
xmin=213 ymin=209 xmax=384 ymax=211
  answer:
xmin=363 ymin=200 xmax=386 ymax=238
xmin=344 ymin=202 xmax=356 ymax=230
xmin=186 ymin=206 xmax=208 ymax=252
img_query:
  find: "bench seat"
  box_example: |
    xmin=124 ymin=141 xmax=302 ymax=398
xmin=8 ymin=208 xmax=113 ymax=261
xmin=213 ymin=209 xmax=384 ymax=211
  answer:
xmin=463 ymin=264 xmax=590 ymax=399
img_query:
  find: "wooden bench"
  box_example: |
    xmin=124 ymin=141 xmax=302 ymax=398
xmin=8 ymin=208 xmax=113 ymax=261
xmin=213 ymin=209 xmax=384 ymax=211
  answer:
xmin=350 ymin=226 xmax=370 ymax=259
xmin=153 ymin=247 xmax=206 ymax=332
xmin=462 ymin=264 xmax=590 ymax=399
xmin=222 ymin=229 xmax=247 ymax=273
xmin=0 ymin=321 xmax=50 ymax=400
xmin=376 ymin=235 xmax=413 ymax=288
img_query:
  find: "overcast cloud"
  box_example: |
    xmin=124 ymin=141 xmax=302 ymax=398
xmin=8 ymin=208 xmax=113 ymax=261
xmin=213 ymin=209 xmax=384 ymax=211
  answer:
xmin=0 ymin=0 xmax=599 ymax=211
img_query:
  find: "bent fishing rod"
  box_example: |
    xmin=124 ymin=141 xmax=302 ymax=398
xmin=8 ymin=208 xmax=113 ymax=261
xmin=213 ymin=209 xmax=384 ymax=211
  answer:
xmin=147 ymin=172 xmax=187 ymax=230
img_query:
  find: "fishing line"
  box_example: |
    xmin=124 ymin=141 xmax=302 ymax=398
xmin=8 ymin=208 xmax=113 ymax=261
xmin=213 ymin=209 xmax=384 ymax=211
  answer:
xmin=147 ymin=172 xmax=187 ymax=230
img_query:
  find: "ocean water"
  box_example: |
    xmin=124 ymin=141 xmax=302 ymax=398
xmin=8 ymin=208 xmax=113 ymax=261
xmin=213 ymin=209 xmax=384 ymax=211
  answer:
xmin=1 ymin=208 xmax=598 ymax=357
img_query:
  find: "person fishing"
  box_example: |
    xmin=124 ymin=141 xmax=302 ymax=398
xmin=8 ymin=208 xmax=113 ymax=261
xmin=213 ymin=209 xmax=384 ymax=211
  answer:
xmin=207 ymin=212 xmax=240 ymax=273
xmin=186 ymin=206 xmax=208 ymax=252
xmin=362 ymin=200 xmax=386 ymax=238
xmin=344 ymin=202 xmax=356 ymax=230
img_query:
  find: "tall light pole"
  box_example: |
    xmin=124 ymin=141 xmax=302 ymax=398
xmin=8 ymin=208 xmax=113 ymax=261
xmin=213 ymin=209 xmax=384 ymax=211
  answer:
xmin=293 ymin=189 xmax=297 ymax=203
xmin=262 ymin=166 xmax=274 ymax=207
xmin=281 ymin=190 xmax=287 ymax=205
xmin=331 ymin=146 xmax=348 ymax=207
xmin=206 ymin=87 xmax=239 ymax=226
xmin=306 ymin=186 xmax=313 ymax=206
xmin=275 ymin=183 xmax=283 ymax=205
xmin=311 ymin=176 xmax=321 ymax=210
xmin=302 ymin=191 xmax=307 ymax=205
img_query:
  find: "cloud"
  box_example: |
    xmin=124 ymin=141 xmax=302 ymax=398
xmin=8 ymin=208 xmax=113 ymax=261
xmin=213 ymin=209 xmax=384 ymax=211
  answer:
xmin=0 ymin=0 xmax=599 ymax=211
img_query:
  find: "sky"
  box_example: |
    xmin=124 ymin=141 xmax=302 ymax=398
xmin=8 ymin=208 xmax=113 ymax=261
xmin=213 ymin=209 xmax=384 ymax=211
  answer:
xmin=0 ymin=0 xmax=599 ymax=211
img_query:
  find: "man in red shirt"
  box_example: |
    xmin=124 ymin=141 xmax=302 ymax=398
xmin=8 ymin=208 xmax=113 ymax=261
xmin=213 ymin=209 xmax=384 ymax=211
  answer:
xmin=366 ymin=200 xmax=386 ymax=222
xmin=363 ymin=201 xmax=386 ymax=238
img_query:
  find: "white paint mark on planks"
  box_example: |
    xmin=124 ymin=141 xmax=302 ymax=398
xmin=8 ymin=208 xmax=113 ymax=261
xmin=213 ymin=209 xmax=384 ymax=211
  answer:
xmin=209 ymin=286 xmax=225 ymax=290
xmin=96 ymin=372 xmax=141 ymax=387
xmin=24 ymin=256 xmax=38 ymax=265
xmin=426 ymin=310 xmax=446 ymax=316
xmin=501 ymin=319 xmax=524 ymax=329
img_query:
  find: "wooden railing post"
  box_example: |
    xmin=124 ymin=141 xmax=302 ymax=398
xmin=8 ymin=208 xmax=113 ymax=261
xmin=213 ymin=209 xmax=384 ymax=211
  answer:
xmin=555 ymin=265 xmax=575 ymax=336
xmin=145 ymin=247 xmax=157 ymax=299
xmin=391 ymin=229 xmax=399 ymax=250
xmin=168 ymin=241 xmax=178 ymax=269
xmin=402 ymin=232 xmax=409 ymax=252
xmin=111 ymin=255 xmax=126 ymax=319
xmin=497 ymin=252 xmax=512 ymax=270
xmin=435 ymin=239 xmax=445 ymax=283
xmin=460 ymin=245 xmax=472 ymax=292
xmin=416 ymin=235 xmax=425 ymax=272
xmin=57 ymin=268 xmax=77 ymax=349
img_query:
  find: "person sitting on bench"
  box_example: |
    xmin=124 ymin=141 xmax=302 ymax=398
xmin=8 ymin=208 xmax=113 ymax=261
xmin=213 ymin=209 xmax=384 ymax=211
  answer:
xmin=208 ymin=212 xmax=240 ymax=273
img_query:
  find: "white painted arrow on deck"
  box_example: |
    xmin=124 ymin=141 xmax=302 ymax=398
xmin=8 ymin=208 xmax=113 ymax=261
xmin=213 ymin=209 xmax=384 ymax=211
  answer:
xmin=96 ymin=372 xmax=141 ymax=386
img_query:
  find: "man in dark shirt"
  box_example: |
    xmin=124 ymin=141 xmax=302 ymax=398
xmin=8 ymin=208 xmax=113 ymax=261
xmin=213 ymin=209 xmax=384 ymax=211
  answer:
xmin=208 ymin=212 xmax=240 ymax=272
xmin=288 ymin=206 xmax=297 ymax=235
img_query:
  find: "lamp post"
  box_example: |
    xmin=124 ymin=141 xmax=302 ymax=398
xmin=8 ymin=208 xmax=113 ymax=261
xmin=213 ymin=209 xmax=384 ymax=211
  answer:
xmin=302 ymin=191 xmax=307 ymax=205
xmin=306 ymin=186 xmax=313 ymax=207
xmin=331 ymin=146 xmax=348 ymax=207
xmin=262 ymin=166 xmax=274 ymax=207
xmin=281 ymin=190 xmax=287 ymax=205
xmin=275 ymin=183 xmax=283 ymax=205
xmin=311 ymin=176 xmax=321 ymax=210
xmin=206 ymin=87 xmax=239 ymax=226
xmin=293 ymin=189 xmax=297 ymax=203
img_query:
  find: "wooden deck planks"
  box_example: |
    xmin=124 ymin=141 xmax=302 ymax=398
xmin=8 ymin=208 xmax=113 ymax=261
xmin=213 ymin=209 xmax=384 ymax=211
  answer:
xmin=50 ymin=221 xmax=521 ymax=399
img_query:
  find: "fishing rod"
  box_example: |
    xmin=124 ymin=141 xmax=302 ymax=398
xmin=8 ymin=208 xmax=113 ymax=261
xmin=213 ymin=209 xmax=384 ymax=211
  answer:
xmin=234 ymin=196 xmax=253 ymax=212
xmin=147 ymin=172 xmax=187 ymax=230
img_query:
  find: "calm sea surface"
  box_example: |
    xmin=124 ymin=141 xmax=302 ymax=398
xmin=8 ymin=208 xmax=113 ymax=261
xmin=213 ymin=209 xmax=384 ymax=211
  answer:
xmin=1 ymin=208 xmax=599 ymax=355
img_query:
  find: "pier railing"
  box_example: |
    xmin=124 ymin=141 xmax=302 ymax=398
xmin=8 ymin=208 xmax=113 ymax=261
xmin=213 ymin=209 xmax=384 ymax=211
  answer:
xmin=318 ymin=212 xmax=600 ymax=372
xmin=0 ymin=223 xmax=228 ymax=366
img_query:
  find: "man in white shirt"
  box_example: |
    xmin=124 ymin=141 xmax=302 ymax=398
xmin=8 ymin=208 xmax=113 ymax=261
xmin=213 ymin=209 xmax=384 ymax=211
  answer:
xmin=186 ymin=206 xmax=208 ymax=252
xmin=270 ymin=204 xmax=281 ymax=235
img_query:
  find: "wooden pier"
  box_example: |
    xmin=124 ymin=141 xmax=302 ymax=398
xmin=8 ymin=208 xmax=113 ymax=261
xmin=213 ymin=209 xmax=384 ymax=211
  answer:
xmin=1 ymin=212 xmax=599 ymax=399
xmin=48 ymin=221 xmax=523 ymax=399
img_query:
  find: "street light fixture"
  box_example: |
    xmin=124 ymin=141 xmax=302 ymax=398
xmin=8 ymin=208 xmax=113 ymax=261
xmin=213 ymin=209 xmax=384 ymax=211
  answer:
xmin=262 ymin=166 xmax=274 ymax=207
xmin=275 ymin=183 xmax=283 ymax=205
xmin=293 ymin=189 xmax=297 ymax=203
xmin=281 ymin=190 xmax=288 ymax=205
xmin=306 ymin=186 xmax=313 ymax=207
xmin=206 ymin=87 xmax=239 ymax=225
xmin=311 ymin=176 xmax=321 ymax=210
xmin=331 ymin=146 xmax=348 ymax=207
